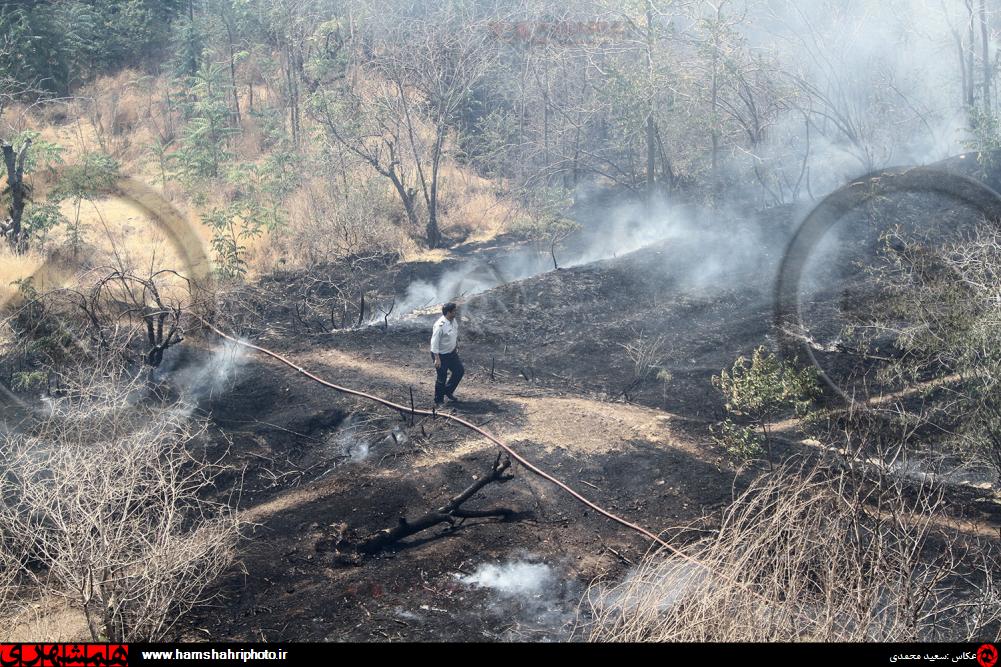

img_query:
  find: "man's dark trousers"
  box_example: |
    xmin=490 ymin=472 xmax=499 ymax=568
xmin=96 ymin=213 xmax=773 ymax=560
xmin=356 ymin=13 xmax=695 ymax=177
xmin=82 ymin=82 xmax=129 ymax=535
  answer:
xmin=433 ymin=350 xmax=464 ymax=402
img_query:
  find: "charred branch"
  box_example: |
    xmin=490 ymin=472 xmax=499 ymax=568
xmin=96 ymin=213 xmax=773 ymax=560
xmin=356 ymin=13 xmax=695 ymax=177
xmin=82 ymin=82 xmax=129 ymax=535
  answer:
xmin=357 ymin=453 xmax=515 ymax=554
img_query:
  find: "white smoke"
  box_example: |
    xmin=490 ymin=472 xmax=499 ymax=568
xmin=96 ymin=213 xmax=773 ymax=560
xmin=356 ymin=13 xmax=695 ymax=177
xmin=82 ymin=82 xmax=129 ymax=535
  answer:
xmin=748 ymin=0 xmax=971 ymax=187
xmin=457 ymin=558 xmax=578 ymax=640
xmin=378 ymin=0 xmax=987 ymax=322
xmin=459 ymin=560 xmax=555 ymax=598
xmin=155 ymin=339 xmax=248 ymax=403
xmin=384 ymin=200 xmax=744 ymax=321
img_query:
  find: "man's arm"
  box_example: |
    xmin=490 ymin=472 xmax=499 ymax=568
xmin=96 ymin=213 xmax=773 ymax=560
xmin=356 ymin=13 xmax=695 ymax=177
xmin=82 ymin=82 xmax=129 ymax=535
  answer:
xmin=430 ymin=323 xmax=443 ymax=367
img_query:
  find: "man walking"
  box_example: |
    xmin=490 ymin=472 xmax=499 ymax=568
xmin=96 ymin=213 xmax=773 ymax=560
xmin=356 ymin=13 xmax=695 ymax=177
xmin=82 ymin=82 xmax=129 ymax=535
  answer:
xmin=430 ymin=302 xmax=464 ymax=406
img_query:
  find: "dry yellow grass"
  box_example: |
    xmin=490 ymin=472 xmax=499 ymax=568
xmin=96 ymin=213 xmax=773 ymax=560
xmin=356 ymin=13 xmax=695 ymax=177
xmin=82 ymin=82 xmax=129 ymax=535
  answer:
xmin=0 ymin=249 xmax=46 ymax=308
xmin=401 ymin=246 xmax=451 ymax=263
xmin=0 ymin=192 xmax=211 ymax=316
xmin=437 ymin=162 xmax=518 ymax=244
xmin=5 ymin=598 xmax=89 ymax=642
xmin=47 ymin=193 xmax=213 ymax=283
xmin=8 ymin=66 xmax=518 ymax=285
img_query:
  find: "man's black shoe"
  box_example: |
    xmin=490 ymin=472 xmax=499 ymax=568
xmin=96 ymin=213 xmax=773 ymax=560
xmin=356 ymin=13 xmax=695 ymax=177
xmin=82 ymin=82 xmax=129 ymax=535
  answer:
xmin=445 ymin=394 xmax=461 ymax=403
xmin=434 ymin=399 xmax=444 ymax=407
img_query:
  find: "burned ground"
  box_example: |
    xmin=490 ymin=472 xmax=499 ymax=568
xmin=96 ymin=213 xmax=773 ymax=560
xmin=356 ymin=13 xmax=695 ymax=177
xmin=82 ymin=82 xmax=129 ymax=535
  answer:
xmin=158 ymin=169 xmax=1001 ymax=641
xmin=3 ymin=167 xmax=994 ymax=641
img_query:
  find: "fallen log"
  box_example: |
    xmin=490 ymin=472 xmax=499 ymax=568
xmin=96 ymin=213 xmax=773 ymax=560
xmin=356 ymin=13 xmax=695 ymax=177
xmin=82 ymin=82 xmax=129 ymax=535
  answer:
xmin=358 ymin=453 xmax=515 ymax=554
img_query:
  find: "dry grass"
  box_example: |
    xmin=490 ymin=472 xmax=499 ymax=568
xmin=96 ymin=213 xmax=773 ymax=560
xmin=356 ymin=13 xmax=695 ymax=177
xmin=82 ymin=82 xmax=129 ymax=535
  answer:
xmin=58 ymin=194 xmax=212 ymax=277
xmin=400 ymin=246 xmax=451 ymax=263
xmin=5 ymin=597 xmax=90 ymax=642
xmin=254 ymin=176 xmax=407 ymax=271
xmin=436 ymin=162 xmax=519 ymax=244
xmin=581 ymin=463 xmax=1001 ymax=642
xmin=1 ymin=196 xmax=212 ymax=305
xmin=0 ymin=248 xmax=45 ymax=307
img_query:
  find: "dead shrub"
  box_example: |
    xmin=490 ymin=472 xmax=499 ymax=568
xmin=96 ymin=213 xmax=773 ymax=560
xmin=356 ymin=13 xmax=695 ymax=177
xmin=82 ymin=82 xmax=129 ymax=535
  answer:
xmin=580 ymin=462 xmax=1001 ymax=641
xmin=0 ymin=520 xmax=28 ymax=622
xmin=619 ymin=331 xmax=669 ymax=382
xmin=0 ymin=374 xmax=239 ymax=641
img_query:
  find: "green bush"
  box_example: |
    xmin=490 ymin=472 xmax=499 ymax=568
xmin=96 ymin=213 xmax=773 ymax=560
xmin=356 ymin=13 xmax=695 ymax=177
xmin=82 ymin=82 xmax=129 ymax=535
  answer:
xmin=711 ymin=346 xmax=819 ymax=462
xmin=710 ymin=418 xmax=764 ymax=460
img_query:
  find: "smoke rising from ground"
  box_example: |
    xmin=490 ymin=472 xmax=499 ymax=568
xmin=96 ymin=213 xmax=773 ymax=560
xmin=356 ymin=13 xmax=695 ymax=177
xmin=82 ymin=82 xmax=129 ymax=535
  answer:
xmin=457 ymin=557 xmax=581 ymax=640
xmin=386 ymin=196 xmax=785 ymax=322
xmin=154 ymin=340 xmax=248 ymax=404
xmin=459 ymin=560 xmax=554 ymax=597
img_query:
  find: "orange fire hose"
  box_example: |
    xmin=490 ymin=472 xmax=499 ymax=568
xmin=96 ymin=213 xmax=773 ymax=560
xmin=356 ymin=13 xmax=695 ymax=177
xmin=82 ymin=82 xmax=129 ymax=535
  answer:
xmin=200 ymin=319 xmax=791 ymax=615
xmin=199 ymin=319 xmax=670 ymax=549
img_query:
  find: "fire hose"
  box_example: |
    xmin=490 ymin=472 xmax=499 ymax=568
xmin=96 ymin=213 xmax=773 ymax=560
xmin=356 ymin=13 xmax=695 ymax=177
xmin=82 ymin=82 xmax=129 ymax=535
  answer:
xmin=198 ymin=319 xmax=671 ymax=550
xmin=199 ymin=320 xmax=802 ymax=616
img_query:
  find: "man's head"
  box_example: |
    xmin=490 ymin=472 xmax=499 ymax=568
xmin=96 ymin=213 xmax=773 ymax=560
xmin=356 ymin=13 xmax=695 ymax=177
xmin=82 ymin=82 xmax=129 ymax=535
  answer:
xmin=442 ymin=302 xmax=457 ymax=320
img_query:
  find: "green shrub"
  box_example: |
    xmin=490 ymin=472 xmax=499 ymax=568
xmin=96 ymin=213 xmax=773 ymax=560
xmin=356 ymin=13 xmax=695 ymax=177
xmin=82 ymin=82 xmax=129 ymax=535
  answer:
xmin=711 ymin=346 xmax=819 ymax=462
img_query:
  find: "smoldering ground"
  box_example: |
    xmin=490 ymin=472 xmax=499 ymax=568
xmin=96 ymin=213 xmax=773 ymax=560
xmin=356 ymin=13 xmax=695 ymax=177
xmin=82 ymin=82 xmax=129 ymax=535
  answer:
xmin=456 ymin=556 xmax=581 ymax=641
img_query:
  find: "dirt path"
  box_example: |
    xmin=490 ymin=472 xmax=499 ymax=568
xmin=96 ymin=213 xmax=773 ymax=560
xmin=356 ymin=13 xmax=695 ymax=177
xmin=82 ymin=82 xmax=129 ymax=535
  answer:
xmin=309 ymin=347 xmax=702 ymax=457
xmin=237 ymin=343 xmax=710 ymax=523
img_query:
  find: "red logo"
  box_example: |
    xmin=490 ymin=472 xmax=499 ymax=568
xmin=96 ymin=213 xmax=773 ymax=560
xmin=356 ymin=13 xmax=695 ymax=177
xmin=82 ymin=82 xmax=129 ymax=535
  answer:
xmin=979 ymin=644 xmax=999 ymax=667
xmin=0 ymin=644 xmax=128 ymax=667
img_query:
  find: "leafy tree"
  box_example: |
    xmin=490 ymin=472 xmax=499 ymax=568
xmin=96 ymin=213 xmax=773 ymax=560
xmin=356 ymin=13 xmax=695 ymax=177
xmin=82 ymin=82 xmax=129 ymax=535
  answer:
xmin=173 ymin=62 xmax=238 ymax=184
xmin=1 ymin=135 xmax=32 ymax=252
xmin=12 ymin=130 xmax=63 ymax=176
xmin=964 ymin=107 xmax=1001 ymax=173
xmin=255 ymin=147 xmax=300 ymax=229
xmin=169 ymin=14 xmax=207 ymax=80
xmin=0 ymin=1 xmax=186 ymax=96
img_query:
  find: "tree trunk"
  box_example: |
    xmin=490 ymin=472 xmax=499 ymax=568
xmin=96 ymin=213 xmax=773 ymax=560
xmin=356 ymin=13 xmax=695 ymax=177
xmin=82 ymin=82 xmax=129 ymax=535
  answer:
xmin=968 ymin=0 xmax=977 ymax=110
xmin=426 ymin=132 xmax=444 ymax=249
xmin=2 ymin=139 xmax=31 ymax=253
xmin=386 ymin=170 xmax=419 ymax=229
xmin=225 ymin=19 xmax=241 ymax=126
xmin=980 ymin=0 xmax=991 ymax=115
xmin=645 ymin=0 xmax=657 ymax=198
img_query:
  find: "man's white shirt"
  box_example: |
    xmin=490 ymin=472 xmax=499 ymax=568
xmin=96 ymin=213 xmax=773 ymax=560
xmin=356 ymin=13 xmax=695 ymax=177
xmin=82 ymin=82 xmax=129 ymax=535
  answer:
xmin=430 ymin=315 xmax=458 ymax=354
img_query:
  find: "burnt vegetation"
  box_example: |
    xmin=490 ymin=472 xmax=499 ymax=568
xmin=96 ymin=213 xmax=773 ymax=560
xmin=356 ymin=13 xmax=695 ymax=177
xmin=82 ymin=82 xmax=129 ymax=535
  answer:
xmin=0 ymin=0 xmax=1000 ymax=644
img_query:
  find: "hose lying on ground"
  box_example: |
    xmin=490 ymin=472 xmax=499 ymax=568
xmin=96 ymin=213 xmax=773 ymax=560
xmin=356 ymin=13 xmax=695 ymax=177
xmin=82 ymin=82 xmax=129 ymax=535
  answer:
xmin=196 ymin=318 xmax=821 ymax=619
xmin=198 ymin=318 xmax=670 ymax=549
